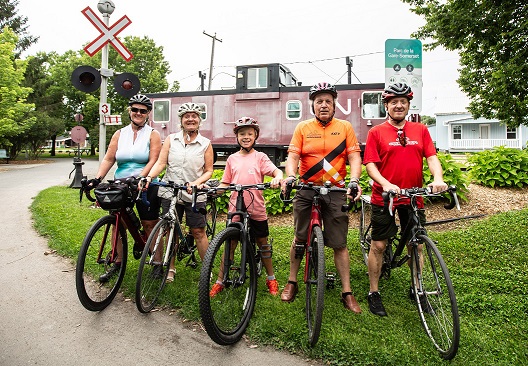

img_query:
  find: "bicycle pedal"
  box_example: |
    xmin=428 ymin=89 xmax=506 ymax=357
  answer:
xmin=325 ymin=272 xmax=336 ymax=290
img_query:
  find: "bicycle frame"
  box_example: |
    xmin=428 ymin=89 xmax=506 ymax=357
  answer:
xmin=303 ymin=194 xmax=323 ymax=283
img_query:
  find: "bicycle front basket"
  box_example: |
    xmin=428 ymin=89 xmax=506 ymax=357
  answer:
xmin=94 ymin=181 xmax=134 ymax=210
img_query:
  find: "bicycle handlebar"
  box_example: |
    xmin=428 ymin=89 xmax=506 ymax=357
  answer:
xmin=280 ymin=180 xmax=358 ymax=212
xmin=382 ymin=185 xmax=460 ymax=215
xmin=79 ymin=176 xmax=140 ymax=204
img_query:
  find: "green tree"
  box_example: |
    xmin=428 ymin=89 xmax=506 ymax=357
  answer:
xmin=0 ymin=27 xmax=35 ymax=156
xmin=0 ymin=0 xmax=38 ymax=56
xmin=403 ymin=0 xmax=528 ymax=127
xmin=421 ymin=115 xmax=436 ymax=125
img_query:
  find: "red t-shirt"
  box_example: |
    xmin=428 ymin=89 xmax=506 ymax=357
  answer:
xmin=363 ymin=120 xmax=437 ymax=207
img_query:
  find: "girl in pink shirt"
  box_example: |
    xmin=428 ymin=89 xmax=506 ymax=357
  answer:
xmin=210 ymin=117 xmax=283 ymax=296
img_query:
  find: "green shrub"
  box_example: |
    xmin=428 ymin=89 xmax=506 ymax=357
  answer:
xmin=423 ymin=151 xmax=469 ymax=202
xmin=467 ymin=146 xmax=528 ymax=187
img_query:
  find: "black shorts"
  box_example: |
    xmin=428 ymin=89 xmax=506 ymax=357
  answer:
xmin=136 ymin=185 xmax=160 ymax=221
xmin=161 ymin=198 xmax=206 ymax=228
xmin=371 ymin=204 xmax=426 ymax=241
xmin=249 ymin=219 xmax=270 ymax=239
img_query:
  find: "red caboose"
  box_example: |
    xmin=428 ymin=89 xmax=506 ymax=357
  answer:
xmin=147 ymin=63 xmax=386 ymax=165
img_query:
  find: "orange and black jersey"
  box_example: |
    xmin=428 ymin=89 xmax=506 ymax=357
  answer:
xmin=288 ymin=117 xmax=360 ymax=187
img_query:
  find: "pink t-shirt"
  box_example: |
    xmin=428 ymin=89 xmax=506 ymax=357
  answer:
xmin=363 ymin=120 xmax=437 ymax=207
xmin=221 ymin=150 xmax=278 ymax=221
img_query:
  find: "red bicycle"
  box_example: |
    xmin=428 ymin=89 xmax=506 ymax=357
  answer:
xmin=282 ymin=180 xmax=356 ymax=346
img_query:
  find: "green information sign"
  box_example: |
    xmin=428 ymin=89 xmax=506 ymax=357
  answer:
xmin=385 ymin=39 xmax=423 ymax=114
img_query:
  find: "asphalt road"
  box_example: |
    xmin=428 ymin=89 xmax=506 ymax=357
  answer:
xmin=0 ymin=158 xmax=319 ymax=366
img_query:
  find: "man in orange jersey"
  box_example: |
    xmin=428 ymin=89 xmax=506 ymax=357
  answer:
xmin=280 ymin=82 xmax=362 ymax=313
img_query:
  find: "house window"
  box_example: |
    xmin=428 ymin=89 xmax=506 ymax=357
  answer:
xmin=453 ymin=125 xmax=462 ymax=140
xmin=507 ymin=127 xmax=517 ymax=139
xmin=247 ymin=67 xmax=268 ymax=89
xmin=286 ymin=100 xmax=302 ymax=120
xmin=153 ymin=100 xmax=170 ymax=123
xmin=362 ymin=92 xmax=386 ymax=119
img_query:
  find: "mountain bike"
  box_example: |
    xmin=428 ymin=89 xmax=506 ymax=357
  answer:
xmin=281 ymin=180 xmax=356 ymax=347
xmin=197 ymin=183 xmax=269 ymax=345
xmin=76 ymin=177 xmax=146 ymax=311
xmin=359 ymin=185 xmax=461 ymax=360
xmin=135 ymin=180 xmax=218 ymax=313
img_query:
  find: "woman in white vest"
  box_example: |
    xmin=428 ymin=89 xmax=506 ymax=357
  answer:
xmin=145 ymin=102 xmax=214 ymax=282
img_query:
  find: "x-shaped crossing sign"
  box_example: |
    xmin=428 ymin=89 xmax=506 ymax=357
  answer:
xmin=82 ymin=7 xmax=133 ymax=61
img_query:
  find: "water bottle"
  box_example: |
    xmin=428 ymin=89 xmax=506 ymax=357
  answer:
xmin=126 ymin=207 xmax=141 ymax=229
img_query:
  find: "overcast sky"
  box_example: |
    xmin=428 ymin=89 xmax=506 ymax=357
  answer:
xmin=18 ymin=0 xmax=462 ymax=116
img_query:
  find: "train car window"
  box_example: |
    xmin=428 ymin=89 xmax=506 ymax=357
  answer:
xmin=198 ymin=103 xmax=207 ymax=121
xmin=362 ymin=92 xmax=386 ymax=119
xmin=248 ymin=67 xmax=268 ymax=89
xmin=153 ymin=100 xmax=170 ymax=123
xmin=286 ymin=100 xmax=302 ymax=120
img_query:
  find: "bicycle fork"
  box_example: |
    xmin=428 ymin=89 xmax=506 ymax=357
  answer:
xmin=303 ymin=201 xmax=322 ymax=283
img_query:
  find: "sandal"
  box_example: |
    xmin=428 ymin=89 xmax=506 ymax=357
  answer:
xmin=166 ymin=269 xmax=176 ymax=283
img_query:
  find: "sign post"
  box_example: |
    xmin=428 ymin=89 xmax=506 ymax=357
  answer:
xmin=385 ymin=39 xmax=423 ymax=115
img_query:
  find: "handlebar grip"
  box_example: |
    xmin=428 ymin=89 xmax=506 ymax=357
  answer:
xmin=443 ymin=185 xmax=460 ymax=210
xmin=280 ymin=180 xmax=294 ymax=203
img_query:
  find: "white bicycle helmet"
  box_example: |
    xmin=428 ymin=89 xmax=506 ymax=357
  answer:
xmin=178 ymin=102 xmax=202 ymax=118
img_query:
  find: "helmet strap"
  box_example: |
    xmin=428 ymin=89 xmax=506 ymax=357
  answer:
xmin=387 ymin=112 xmax=406 ymax=125
xmin=129 ymin=115 xmax=147 ymax=129
xmin=315 ymin=112 xmax=334 ymax=126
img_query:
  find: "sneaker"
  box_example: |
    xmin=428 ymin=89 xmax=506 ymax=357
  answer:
xmin=99 ymin=264 xmax=120 ymax=283
xmin=266 ymin=279 xmax=279 ymax=296
xmin=150 ymin=264 xmax=163 ymax=279
xmin=210 ymin=283 xmax=225 ymax=297
xmin=367 ymin=292 xmax=387 ymax=316
xmin=409 ymin=287 xmax=434 ymax=314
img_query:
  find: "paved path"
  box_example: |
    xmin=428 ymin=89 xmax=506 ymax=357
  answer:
xmin=0 ymin=159 xmax=319 ymax=366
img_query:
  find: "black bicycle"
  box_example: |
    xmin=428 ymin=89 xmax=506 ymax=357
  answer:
xmin=359 ymin=185 xmax=461 ymax=360
xmin=197 ymin=183 xmax=269 ymax=345
xmin=135 ymin=180 xmax=218 ymax=313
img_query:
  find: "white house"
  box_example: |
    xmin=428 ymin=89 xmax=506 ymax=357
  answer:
xmin=428 ymin=88 xmax=527 ymax=152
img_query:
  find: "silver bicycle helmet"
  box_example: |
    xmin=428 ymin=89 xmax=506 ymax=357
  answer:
xmin=128 ymin=94 xmax=152 ymax=110
xmin=178 ymin=102 xmax=203 ymax=118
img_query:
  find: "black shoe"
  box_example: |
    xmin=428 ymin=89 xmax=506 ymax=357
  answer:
xmin=133 ymin=241 xmax=143 ymax=260
xmin=99 ymin=264 xmax=121 ymax=283
xmin=150 ymin=264 xmax=163 ymax=279
xmin=409 ymin=287 xmax=434 ymax=314
xmin=368 ymin=292 xmax=387 ymax=316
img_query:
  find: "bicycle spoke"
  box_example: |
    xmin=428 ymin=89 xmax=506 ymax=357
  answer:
xmin=412 ymin=236 xmax=460 ymax=360
xmin=198 ymin=227 xmax=257 ymax=345
xmin=306 ymin=226 xmax=325 ymax=347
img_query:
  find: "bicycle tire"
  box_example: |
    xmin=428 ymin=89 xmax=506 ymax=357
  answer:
xmin=135 ymin=219 xmax=173 ymax=313
xmin=205 ymin=198 xmax=217 ymax=241
xmin=359 ymin=197 xmax=371 ymax=267
xmin=198 ymin=227 xmax=257 ymax=345
xmin=411 ymin=235 xmax=460 ymax=360
xmin=76 ymin=215 xmax=128 ymax=311
xmin=305 ymin=225 xmax=325 ymax=347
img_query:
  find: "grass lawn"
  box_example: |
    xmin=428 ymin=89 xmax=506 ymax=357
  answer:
xmin=31 ymin=186 xmax=528 ymax=366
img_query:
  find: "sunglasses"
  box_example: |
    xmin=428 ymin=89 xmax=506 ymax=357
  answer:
xmin=131 ymin=107 xmax=149 ymax=115
xmin=397 ymin=129 xmax=407 ymax=147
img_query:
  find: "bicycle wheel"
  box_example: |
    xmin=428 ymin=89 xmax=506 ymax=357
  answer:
xmin=205 ymin=198 xmax=217 ymax=241
xmin=198 ymin=227 xmax=257 ymax=345
xmin=411 ymin=235 xmax=460 ymax=360
xmin=359 ymin=196 xmax=372 ymax=267
xmin=76 ymin=215 xmax=128 ymax=311
xmin=135 ymin=219 xmax=174 ymax=313
xmin=305 ymin=225 xmax=325 ymax=347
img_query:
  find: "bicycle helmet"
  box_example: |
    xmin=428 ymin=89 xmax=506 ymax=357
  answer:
xmin=233 ymin=116 xmax=260 ymax=137
xmin=178 ymin=102 xmax=202 ymax=118
xmin=309 ymin=82 xmax=338 ymax=100
xmin=128 ymin=94 xmax=152 ymax=110
xmin=382 ymin=83 xmax=414 ymax=102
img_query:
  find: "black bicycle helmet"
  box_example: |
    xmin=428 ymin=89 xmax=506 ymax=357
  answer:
xmin=309 ymin=82 xmax=338 ymax=100
xmin=233 ymin=116 xmax=260 ymax=137
xmin=128 ymin=94 xmax=152 ymax=110
xmin=382 ymin=83 xmax=414 ymax=103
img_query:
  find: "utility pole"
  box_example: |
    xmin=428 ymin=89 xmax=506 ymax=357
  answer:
xmin=203 ymin=31 xmax=222 ymax=90
xmin=346 ymin=56 xmax=352 ymax=84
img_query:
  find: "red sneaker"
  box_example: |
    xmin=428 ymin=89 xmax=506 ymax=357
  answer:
xmin=209 ymin=283 xmax=225 ymax=297
xmin=266 ymin=279 xmax=279 ymax=296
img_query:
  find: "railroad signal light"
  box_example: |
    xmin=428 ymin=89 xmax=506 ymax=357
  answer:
xmin=71 ymin=65 xmax=101 ymax=93
xmin=114 ymin=72 xmax=141 ymax=98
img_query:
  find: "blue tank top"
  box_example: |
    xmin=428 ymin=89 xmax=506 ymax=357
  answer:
xmin=114 ymin=124 xmax=152 ymax=179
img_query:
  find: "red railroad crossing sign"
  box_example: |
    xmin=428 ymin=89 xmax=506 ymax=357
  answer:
xmin=82 ymin=6 xmax=133 ymax=61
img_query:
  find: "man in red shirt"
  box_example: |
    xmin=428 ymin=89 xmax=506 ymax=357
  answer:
xmin=362 ymin=83 xmax=447 ymax=316
xmin=280 ymin=82 xmax=363 ymax=314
